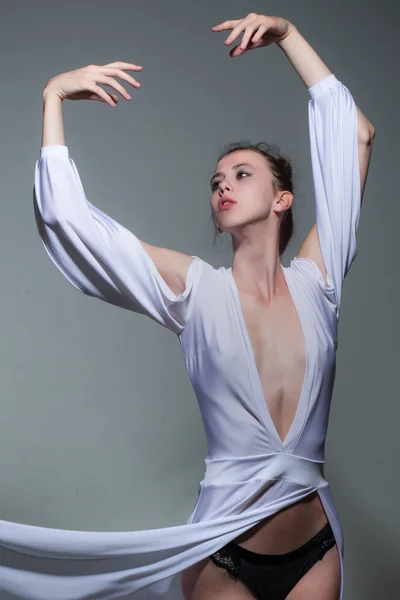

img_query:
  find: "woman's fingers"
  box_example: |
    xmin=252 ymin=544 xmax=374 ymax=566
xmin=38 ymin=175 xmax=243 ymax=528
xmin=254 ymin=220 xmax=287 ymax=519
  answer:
xmin=223 ymin=21 xmax=250 ymax=45
xmin=86 ymin=82 xmax=117 ymax=106
xmin=240 ymin=19 xmax=268 ymax=50
xmin=96 ymin=64 xmax=142 ymax=102
xmin=229 ymin=45 xmax=246 ymax=58
xmin=109 ymin=93 xmax=119 ymax=103
xmin=90 ymin=92 xmax=119 ymax=104
xmin=212 ymin=14 xmax=290 ymax=55
xmin=85 ymin=63 xmax=143 ymax=105
xmin=240 ymin=23 xmax=259 ymax=50
xmin=101 ymin=61 xmax=143 ymax=76
xmin=213 ymin=14 xmax=258 ymax=45
xmin=211 ymin=20 xmax=241 ymax=32
xmin=88 ymin=93 xmax=117 ymax=104
xmin=251 ymin=24 xmax=268 ymax=44
xmin=44 ymin=61 xmax=143 ymax=105
xmin=96 ymin=75 xmax=132 ymax=100
xmin=103 ymin=61 xmax=143 ymax=70
xmin=102 ymin=67 xmax=141 ymax=89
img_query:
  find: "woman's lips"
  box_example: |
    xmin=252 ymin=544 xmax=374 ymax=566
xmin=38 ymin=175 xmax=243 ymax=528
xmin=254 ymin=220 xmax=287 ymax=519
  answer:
xmin=219 ymin=200 xmax=237 ymax=211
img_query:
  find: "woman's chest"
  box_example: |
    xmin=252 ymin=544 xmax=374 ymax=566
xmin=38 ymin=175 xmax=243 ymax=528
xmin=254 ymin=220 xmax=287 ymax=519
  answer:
xmin=180 ymin=265 xmax=337 ymax=399
xmin=240 ymin=289 xmax=306 ymax=389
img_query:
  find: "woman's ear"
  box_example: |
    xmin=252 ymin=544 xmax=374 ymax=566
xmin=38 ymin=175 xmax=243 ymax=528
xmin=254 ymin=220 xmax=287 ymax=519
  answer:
xmin=276 ymin=191 xmax=293 ymax=212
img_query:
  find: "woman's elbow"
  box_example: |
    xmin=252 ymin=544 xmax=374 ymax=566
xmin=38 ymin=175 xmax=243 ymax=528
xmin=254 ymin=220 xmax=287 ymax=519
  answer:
xmin=369 ymin=124 xmax=376 ymax=140
xmin=359 ymin=124 xmax=375 ymax=145
xmin=356 ymin=106 xmax=375 ymax=144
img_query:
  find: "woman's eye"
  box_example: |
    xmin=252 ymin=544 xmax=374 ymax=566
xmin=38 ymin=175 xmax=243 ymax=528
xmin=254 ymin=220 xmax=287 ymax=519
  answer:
xmin=211 ymin=171 xmax=249 ymax=191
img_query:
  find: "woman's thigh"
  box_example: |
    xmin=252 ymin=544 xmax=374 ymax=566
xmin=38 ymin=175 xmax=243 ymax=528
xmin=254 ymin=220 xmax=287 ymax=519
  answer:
xmin=285 ymin=544 xmax=341 ymax=600
xmin=181 ymin=556 xmax=255 ymax=600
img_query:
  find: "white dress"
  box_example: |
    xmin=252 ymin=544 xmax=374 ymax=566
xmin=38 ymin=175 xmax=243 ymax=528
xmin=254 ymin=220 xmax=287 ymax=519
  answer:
xmin=0 ymin=73 xmax=360 ymax=599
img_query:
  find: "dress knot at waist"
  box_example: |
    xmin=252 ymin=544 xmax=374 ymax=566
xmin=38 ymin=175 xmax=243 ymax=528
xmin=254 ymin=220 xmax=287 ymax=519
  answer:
xmin=202 ymin=452 xmax=329 ymax=489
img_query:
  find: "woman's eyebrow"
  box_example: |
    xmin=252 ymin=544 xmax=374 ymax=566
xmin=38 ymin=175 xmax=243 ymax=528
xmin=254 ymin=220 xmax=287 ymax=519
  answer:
xmin=210 ymin=163 xmax=254 ymax=185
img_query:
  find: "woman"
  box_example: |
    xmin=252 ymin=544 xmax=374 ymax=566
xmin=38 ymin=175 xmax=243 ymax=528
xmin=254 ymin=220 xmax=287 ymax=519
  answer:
xmin=0 ymin=12 xmax=374 ymax=600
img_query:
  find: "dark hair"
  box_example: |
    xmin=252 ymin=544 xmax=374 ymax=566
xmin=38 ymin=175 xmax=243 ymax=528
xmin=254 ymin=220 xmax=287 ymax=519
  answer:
xmin=211 ymin=141 xmax=295 ymax=256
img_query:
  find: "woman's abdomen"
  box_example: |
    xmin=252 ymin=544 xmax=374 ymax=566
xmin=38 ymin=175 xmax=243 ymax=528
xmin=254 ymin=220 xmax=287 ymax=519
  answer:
xmin=232 ymin=491 xmax=328 ymax=554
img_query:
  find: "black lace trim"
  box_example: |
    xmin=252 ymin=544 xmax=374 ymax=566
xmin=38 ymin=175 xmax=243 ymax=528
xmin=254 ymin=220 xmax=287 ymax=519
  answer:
xmin=319 ymin=535 xmax=336 ymax=557
xmin=210 ymin=547 xmax=242 ymax=579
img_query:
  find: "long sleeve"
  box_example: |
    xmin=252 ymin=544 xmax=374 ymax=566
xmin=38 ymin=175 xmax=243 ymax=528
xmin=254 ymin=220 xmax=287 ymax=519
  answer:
xmin=33 ymin=145 xmax=203 ymax=335
xmin=307 ymin=74 xmax=361 ymax=315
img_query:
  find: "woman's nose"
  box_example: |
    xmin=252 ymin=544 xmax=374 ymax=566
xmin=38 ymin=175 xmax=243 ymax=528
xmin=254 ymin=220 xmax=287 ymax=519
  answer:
xmin=219 ymin=181 xmax=232 ymax=193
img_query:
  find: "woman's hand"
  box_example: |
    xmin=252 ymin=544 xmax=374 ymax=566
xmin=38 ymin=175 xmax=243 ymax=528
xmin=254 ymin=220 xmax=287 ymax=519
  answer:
xmin=43 ymin=61 xmax=143 ymax=107
xmin=212 ymin=13 xmax=294 ymax=57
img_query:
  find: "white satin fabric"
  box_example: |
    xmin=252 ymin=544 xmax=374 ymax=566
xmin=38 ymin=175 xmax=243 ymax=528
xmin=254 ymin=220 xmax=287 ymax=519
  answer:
xmin=0 ymin=73 xmax=360 ymax=599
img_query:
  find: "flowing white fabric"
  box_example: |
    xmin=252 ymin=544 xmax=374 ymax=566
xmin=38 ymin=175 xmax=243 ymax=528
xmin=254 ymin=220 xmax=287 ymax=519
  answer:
xmin=0 ymin=73 xmax=360 ymax=599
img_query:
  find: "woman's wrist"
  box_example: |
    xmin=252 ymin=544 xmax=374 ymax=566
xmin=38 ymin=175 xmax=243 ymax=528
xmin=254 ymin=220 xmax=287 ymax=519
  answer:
xmin=275 ymin=20 xmax=298 ymax=46
xmin=43 ymin=85 xmax=63 ymax=104
xmin=42 ymin=87 xmax=66 ymax=147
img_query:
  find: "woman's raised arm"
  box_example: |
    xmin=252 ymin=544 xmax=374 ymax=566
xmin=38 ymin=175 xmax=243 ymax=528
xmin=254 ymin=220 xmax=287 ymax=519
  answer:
xmin=276 ymin=24 xmax=375 ymax=143
xmin=35 ymin=63 xmax=202 ymax=334
xmin=212 ymin=12 xmax=376 ymax=314
xmin=212 ymin=14 xmax=374 ymax=141
xmin=276 ymin=23 xmax=375 ymax=310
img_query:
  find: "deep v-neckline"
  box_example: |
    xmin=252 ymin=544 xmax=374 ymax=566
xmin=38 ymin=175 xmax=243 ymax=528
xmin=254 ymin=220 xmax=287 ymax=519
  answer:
xmin=228 ymin=264 xmax=310 ymax=450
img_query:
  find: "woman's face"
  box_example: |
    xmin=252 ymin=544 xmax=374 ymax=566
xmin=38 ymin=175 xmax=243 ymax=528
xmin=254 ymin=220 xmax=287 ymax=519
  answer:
xmin=210 ymin=149 xmax=279 ymax=233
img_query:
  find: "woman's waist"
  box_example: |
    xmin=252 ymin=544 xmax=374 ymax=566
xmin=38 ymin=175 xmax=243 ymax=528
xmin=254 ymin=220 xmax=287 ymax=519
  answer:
xmin=202 ymin=451 xmax=329 ymax=490
xmin=232 ymin=490 xmax=329 ymax=554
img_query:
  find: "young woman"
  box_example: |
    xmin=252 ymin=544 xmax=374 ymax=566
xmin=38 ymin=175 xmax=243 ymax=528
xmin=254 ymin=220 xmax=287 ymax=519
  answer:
xmin=0 ymin=12 xmax=374 ymax=600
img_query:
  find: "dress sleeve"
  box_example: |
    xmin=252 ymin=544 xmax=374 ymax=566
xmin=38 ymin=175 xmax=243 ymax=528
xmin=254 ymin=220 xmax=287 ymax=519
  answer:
xmin=33 ymin=145 xmax=203 ymax=335
xmin=307 ymin=73 xmax=361 ymax=314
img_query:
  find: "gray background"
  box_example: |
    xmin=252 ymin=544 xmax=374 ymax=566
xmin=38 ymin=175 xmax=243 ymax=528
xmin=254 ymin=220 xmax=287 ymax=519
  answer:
xmin=0 ymin=0 xmax=398 ymax=597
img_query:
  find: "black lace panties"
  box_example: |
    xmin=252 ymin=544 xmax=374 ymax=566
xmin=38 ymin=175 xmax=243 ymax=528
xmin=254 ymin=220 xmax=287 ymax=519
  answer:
xmin=209 ymin=521 xmax=337 ymax=600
